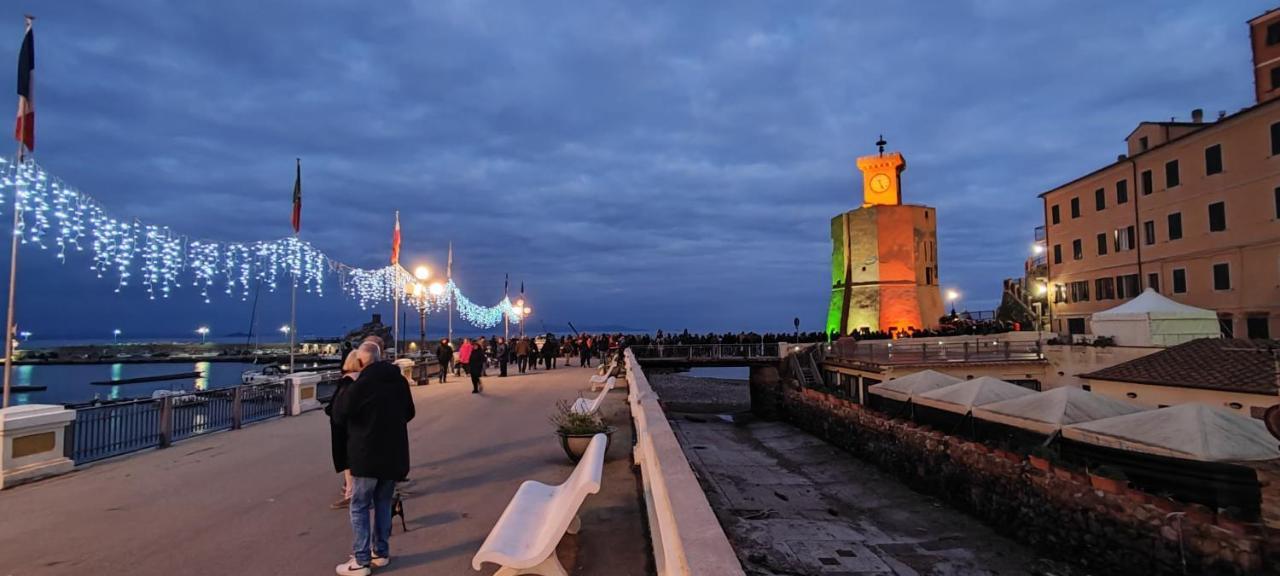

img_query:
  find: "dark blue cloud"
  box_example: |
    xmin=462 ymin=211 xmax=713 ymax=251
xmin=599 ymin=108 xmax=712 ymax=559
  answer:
xmin=1 ymin=0 xmax=1271 ymax=339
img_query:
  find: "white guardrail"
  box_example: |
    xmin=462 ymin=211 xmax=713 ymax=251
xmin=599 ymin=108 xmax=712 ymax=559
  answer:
xmin=624 ymin=349 xmax=745 ymax=576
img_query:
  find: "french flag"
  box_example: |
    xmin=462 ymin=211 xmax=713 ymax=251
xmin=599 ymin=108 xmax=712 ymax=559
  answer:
xmin=14 ymin=17 xmax=33 ymax=160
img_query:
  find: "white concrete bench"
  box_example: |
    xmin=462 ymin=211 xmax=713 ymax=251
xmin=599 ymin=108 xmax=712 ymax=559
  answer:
xmin=571 ymin=377 xmax=615 ymax=415
xmin=472 ymin=433 xmax=609 ymax=576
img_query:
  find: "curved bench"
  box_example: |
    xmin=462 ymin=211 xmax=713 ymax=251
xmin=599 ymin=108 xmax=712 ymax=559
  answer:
xmin=572 ymin=377 xmax=615 ymax=415
xmin=472 ymin=433 xmax=608 ymax=576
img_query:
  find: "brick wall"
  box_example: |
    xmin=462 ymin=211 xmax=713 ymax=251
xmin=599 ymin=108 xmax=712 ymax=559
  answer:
xmin=779 ymin=386 xmax=1277 ymax=575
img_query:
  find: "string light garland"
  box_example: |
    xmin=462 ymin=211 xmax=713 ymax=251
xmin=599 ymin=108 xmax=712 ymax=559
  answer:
xmin=0 ymin=158 xmax=520 ymax=328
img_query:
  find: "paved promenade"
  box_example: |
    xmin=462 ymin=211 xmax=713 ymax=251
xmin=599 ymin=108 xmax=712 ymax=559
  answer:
xmin=0 ymin=365 xmax=647 ymax=576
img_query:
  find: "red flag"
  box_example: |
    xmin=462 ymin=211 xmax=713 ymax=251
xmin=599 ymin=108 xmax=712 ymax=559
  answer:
xmin=14 ymin=17 xmax=34 ymax=159
xmin=290 ymin=159 xmax=301 ymax=233
xmin=390 ymin=211 xmax=401 ymax=265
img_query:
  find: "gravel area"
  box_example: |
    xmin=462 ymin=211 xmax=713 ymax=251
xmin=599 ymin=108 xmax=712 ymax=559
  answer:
xmin=648 ymin=372 xmax=751 ymax=413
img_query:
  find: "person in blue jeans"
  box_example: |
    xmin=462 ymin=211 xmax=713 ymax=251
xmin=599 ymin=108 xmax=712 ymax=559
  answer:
xmin=331 ymin=342 xmax=415 ymax=575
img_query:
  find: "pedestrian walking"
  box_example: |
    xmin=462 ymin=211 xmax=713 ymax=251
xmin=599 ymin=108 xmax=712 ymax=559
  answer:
xmin=542 ymin=334 xmax=557 ymax=370
xmin=469 ymin=340 xmax=487 ymax=393
xmin=515 ymin=337 xmax=529 ymax=374
xmin=332 ymin=342 xmax=414 ymax=576
xmin=497 ymin=337 xmax=509 ymax=377
xmin=434 ymin=338 xmax=452 ymax=383
xmin=457 ymin=338 xmax=473 ymax=379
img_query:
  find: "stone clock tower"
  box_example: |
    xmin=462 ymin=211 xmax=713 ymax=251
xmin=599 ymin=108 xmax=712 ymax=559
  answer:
xmin=826 ymin=139 xmax=943 ymax=336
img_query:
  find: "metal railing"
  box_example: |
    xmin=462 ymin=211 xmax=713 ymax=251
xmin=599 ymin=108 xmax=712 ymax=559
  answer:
xmin=69 ymin=398 xmax=162 ymax=464
xmin=827 ymin=338 xmax=1044 ymax=365
xmin=629 ymin=343 xmax=782 ymax=360
xmin=68 ymin=382 xmax=288 ymax=465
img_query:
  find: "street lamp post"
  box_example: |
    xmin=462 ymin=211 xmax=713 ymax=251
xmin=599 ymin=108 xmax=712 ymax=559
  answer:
xmin=280 ymin=325 xmax=293 ymax=372
xmin=945 ymin=289 xmax=961 ymax=317
xmin=196 ymin=326 xmax=210 ymax=344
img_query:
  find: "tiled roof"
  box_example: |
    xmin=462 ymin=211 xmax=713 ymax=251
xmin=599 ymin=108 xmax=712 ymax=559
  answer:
xmin=1079 ymin=339 xmax=1279 ymax=395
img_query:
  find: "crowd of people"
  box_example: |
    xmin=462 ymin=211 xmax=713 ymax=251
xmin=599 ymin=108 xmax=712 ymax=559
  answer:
xmin=431 ymin=333 xmax=627 ymax=393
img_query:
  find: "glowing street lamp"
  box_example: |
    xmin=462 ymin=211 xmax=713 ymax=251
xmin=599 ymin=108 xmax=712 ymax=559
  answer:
xmin=18 ymin=331 xmax=31 ymax=342
xmin=196 ymin=326 xmax=210 ymax=343
xmin=945 ymin=289 xmax=961 ymax=316
xmin=279 ymin=324 xmax=291 ymax=335
xmin=414 ymin=265 xmax=431 ymax=281
xmin=429 ymin=282 xmax=444 ymax=297
xmin=113 ymin=328 xmax=122 ymax=345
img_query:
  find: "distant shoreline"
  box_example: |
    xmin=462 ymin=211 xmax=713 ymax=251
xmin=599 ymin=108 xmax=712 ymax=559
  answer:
xmin=10 ymin=341 xmax=332 ymax=366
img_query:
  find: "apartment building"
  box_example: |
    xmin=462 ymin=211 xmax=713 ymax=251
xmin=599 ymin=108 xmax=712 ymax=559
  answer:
xmin=1039 ymin=9 xmax=1280 ymax=339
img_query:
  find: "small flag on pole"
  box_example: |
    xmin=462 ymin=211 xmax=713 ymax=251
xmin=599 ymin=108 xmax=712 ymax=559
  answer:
xmin=520 ymin=281 xmax=524 ymax=295
xmin=447 ymin=242 xmax=453 ymax=279
xmin=290 ymin=159 xmax=302 ymax=233
xmin=390 ymin=211 xmax=401 ymax=265
xmin=14 ymin=16 xmax=34 ymax=160
xmin=504 ymin=273 xmax=509 ymax=296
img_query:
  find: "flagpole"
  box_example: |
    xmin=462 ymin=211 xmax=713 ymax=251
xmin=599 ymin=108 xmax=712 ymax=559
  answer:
xmin=289 ymin=234 xmax=297 ymax=374
xmin=503 ymin=273 xmax=509 ymax=344
xmin=289 ymin=158 xmax=300 ymax=374
xmin=2 ymin=14 xmax=33 ymax=409
xmin=2 ymin=148 xmax=22 ymax=409
xmin=392 ymin=211 xmax=400 ymax=358
xmin=447 ymin=241 xmax=453 ymax=342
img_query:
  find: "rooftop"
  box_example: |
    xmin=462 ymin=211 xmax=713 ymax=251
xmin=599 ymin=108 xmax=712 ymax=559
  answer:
xmin=1079 ymin=338 xmax=1280 ymax=395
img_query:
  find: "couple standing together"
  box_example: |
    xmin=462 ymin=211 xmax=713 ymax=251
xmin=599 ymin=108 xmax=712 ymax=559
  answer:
xmin=326 ymin=338 xmax=415 ymax=576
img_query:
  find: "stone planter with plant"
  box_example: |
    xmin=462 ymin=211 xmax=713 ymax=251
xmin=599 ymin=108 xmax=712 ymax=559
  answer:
xmin=550 ymin=399 xmax=614 ymax=463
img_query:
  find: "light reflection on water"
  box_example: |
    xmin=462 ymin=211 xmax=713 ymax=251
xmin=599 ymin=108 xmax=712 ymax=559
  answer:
xmin=194 ymin=361 xmax=211 ymax=391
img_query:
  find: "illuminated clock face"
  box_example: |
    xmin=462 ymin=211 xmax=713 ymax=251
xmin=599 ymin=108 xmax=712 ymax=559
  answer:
xmin=870 ymin=173 xmax=891 ymax=193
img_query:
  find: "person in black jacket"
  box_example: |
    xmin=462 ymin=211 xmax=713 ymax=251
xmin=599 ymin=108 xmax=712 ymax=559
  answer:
xmin=468 ymin=341 xmax=487 ymax=393
xmin=332 ymin=343 xmax=415 ymax=576
xmin=434 ymin=338 xmax=452 ymax=383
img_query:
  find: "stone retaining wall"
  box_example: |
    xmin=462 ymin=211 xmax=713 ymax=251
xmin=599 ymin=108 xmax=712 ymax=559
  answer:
xmin=778 ymin=386 xmax=1277 ymax=575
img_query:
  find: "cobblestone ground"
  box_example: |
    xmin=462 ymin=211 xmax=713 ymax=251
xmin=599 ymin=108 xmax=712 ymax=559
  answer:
xmin=648 ymin=374 xmax=1082 ymax=576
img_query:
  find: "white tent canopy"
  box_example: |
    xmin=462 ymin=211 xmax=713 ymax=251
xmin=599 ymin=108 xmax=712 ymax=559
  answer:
xmin=866 ymin=369 xmax=961 ymax=402
xmin=913 ymin=376 xmax=1037 ymax=415
xmin=1089 ymin=288 xmax=1219 ymax=347
xmin=1062 ymin=403 xmax=1280 ymax=462
xmin=972 ymin=387 xmax=1147 ymax=435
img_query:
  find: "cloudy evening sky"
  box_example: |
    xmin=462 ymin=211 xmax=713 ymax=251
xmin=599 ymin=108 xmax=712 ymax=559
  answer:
xmin=1 ymin=0 xmax=1272 ymax=340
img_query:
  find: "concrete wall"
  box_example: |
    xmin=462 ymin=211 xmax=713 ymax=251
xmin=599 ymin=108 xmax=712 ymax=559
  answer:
xmin=1085 ymin=378 xmax=1279 ymax=416
xmin=625 ymin=351 xmax=746 ymax=576
xmin=1041 ymin=344 xmax=1161 ymax=389
xmin=778 ymin=386 xmax=1277 ymax=575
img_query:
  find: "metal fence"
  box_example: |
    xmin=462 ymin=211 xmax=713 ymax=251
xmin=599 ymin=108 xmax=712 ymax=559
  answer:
xmin=69 ymin=398 xmax=162 ymax=464
xmin=628 ymin=343 xmax=783 ymax=360
xmin=828 ymin=338 xmax=1044 ymax=365
xmin=68 ymin=382 xmax=288 ymax=465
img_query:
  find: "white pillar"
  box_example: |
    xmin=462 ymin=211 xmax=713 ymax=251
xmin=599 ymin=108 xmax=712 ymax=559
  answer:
xmin=1 ymin=404 xmax=76 ymax=489
xmin=286 ymin=373 xmax=322 ymax=416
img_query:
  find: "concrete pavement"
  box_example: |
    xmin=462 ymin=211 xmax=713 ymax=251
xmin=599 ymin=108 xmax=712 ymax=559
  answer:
xmin=0 ymin=365 xmax=647 ymax=576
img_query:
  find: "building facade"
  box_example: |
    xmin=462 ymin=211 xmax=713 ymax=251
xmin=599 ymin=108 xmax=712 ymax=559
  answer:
xmin=1040 ymin=10 xmax=1280 ymax=339
xmin=827 ymin=147 xmax=943 ymax=336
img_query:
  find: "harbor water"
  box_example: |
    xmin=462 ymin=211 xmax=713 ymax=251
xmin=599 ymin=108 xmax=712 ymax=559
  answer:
xmin=9 ymin=361 xmax=267 ymax=406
